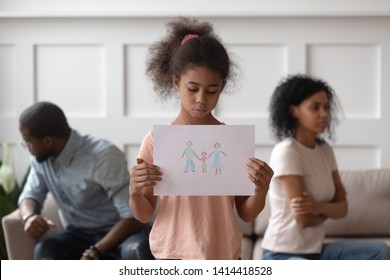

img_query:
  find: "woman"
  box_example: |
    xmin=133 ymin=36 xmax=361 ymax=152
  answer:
xmin=261 ymin=74 xmax=390 ymax=260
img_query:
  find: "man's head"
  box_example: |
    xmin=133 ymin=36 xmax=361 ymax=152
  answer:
xmin=19 ymin=102 xmax=71 ymax=162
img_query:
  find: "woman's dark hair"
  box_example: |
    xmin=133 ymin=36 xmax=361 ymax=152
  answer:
xmin=146 ymin=17 xmax=234 ymax=100
xmin=19 ymin=101 xmax=71 ymax=139
xmin=269 ymin=74 xmax=341 ymax=143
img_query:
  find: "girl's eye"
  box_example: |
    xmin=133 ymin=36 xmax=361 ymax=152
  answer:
xmin=188 ymin=88 xmax=198 ymax=92
xmin=311 ymin=104 xmax=320 ymax=111
xmin=207 ymin=91 xmax=218 ymax=94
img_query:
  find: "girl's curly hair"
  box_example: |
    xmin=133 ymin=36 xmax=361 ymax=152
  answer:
xmin=269 ymin=74 xmax=342 ymax=143
xmin=145 ymin=17 xmax=234 ymax=100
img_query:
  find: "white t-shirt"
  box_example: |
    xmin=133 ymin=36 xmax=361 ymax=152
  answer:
xmin=262 ymin=138 xmax=337 ymax=254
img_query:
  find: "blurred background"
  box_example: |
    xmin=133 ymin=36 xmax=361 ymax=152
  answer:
xmin=1 ymin=0 xmax=390 ymax=185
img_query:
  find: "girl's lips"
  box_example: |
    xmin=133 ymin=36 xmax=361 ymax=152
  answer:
xmin=193 ymin=108 xmax=207 ymax=113
xmin=318 ymin=123 xmax=327 ymax=131
xmin=318 ymin=122 xmax=327 ymax=127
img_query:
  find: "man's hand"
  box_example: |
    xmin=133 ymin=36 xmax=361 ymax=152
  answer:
xmin=24 ymin=214 xmax=56 ymax=240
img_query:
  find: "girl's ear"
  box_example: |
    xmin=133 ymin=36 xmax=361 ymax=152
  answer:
xmin=172 ymin=75 xmax=180 ymax=90
xmin=289 ymin=105 xmax=298 ymax=118
xmin=221 ymin=80 xmax=227 ymax=92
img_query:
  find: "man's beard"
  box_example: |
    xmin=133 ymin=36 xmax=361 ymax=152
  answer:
xmin=36 ymin=153 xmax=51 ymax=163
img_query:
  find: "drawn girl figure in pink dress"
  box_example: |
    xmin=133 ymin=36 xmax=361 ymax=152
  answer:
xmin=199 ymin=151 xmax=210 ymax=173
xmin=209 ymin=142 xmax=227 ymax=175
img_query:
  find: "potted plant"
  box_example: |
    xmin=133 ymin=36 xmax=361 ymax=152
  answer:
xmin=0 ymin=141 xmax=21 ymax=259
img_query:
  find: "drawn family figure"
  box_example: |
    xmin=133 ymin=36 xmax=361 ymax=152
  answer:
xmin=182 ymin=140 xmax=199 ymax=173
xmin=209 ymin=142 xmax=227 ymax=175
xmin=199 ymin=151 xmax=211 ymax=173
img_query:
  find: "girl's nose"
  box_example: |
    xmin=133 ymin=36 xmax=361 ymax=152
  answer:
xmin=196 ymin=92 xmax=206 ymax=103
xmin=320 ymin=107 xmax=329 ymax=117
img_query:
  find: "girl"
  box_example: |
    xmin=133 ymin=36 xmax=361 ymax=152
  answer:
xmin=129 ymin=17 xmax=273 ymax=260
xmin=261 ymin=74 xmax=390 ymax=260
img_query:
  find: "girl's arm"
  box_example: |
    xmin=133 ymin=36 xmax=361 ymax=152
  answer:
xmin=235 ymin=158 xmax=273 ymax=222
xmin=129 ymin=160 xmax=161 ymax=223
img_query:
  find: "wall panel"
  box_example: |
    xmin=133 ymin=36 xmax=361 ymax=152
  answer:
xmin=0 ymin=16 xmax=390 ymax=182
xmin=307 ymin=44 xmax=380 ymax=119
xmin=35 ymin=44 xmax=106 ymax=117
xmin=0 ymin=45 xmax=16 ymax=117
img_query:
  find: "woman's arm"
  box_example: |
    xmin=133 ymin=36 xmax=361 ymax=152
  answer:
xmin=313 ymin=170 xmax=348 ymax=219
xmin=279 ymin=175 xmax=323 ymax=228
xmin=282 ymin=171 xmax=348 ymax=228
xmin=129 ymin=160 xmax=161 ymax=223
xmin=235 ymin=158 xmax=273 ymax=222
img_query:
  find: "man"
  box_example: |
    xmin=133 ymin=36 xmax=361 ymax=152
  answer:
xmin=18 ymin=101 xmax=153 ymax=260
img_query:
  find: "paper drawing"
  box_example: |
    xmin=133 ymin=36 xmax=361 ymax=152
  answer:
xmin=153 ymin=125 xmax=255 ymax=196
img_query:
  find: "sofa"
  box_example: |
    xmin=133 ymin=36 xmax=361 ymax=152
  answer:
xmin=2 ymin=193 xmax=64 ymax=260
xmin=239 ymin=168 xmax=390 ymax=259
xmin=2 ymin=168 xmax=390 ymax=260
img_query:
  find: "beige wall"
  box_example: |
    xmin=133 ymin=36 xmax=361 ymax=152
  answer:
xmin=1 ymin=1 xmax=390 ymax=182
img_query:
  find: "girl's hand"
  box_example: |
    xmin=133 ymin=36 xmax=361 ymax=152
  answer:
xmin=130 ymin=159 xmax=162 ymax=196
xmin=245 ymin=157 xmax=273 ymax=192
xmin=290 ymin=191 xmax=317 ymax=215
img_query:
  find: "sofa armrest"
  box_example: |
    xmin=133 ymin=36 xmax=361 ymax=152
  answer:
xmin=1 ymin=193 xmax=64 ymax=259
xmin=2 ymin=209 xmax=36 ymax=259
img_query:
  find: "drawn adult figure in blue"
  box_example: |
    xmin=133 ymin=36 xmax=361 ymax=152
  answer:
xmin=182 ymin=140 xmax=199 ymax=173
xmin=210 ymin=142 xmax=227 ymax=175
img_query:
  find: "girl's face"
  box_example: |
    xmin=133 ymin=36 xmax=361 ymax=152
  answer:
xmin=173 ymin=66 xmax=225 ymax=123
xmin=290 ymin=90 xmax=330 ymax=137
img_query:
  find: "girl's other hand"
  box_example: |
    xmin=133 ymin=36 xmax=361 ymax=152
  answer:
xmin=130 ymin=159 xmax=162 ymax=196
xmin=245 ymin=158 xmax=273 ymax=192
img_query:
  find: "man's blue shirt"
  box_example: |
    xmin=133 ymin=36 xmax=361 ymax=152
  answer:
xmin=18 ymin=129 xmax=132 ymax=233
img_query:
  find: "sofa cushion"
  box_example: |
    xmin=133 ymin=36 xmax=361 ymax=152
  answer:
xmin=253 ymin=197 xmax=270 ymax=236
xmin=253 ymin=168 xmax=390 ymax=237
xmin=241 ymin=236 xmax=254 ymax=260
xmin=235 ymin=208 xmax=253 ymax=236
xmin=325 ymin=169 xmax=390 ymax=236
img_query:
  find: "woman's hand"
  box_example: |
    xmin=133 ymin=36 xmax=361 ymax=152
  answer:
xmin=290 ymin=191 xmax=317 ymax=216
